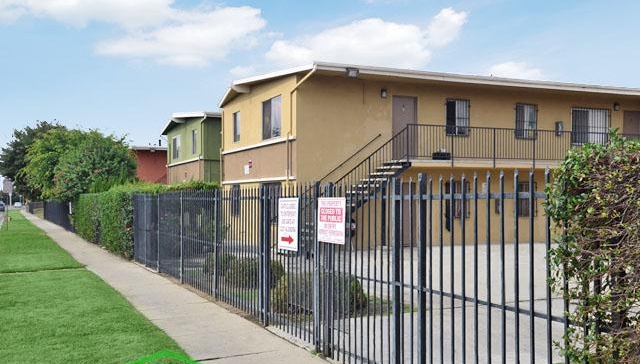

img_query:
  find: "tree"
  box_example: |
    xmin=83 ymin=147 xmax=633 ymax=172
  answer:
xmin=50 ymin=130 xmax=136 ymax=201
xmin=0 ymin=121 xmax=65 ymax=198
xmin=22 ymin=128 xmax=84 ymax=200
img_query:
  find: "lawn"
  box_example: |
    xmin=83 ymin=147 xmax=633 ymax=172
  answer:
xmin=0 ymin=211 xmax=190 ymax=364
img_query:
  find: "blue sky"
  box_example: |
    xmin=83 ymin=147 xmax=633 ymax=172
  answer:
xmin=1 ymin=0 xmax=639 ymax=151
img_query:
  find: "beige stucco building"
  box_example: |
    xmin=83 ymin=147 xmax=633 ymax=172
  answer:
xmin=218 ymin=62 xmax=640 ymax=244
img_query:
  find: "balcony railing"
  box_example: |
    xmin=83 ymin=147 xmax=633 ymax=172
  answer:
xmin=404 ymin=124 xmax=640 ymax=167
xmin=332 ymin=123 xmax=639 ymax=187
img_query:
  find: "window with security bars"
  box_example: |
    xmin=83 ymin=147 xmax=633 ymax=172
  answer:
xmin=445 ymin=99 xmax=470 ymax=135
xmin=571 ymin=107 xmax=609 ymax=145
xmin=231 ymin=184 xmax=240 ymax=216
xmin=517 ymin=181 xmax=537 ymax=217
xmin=262 ymin=182 xmax=281 ymax=220
xmin=494 ymin=181 xmax=537 ymax=217
xmin=515 ymin=103 xmax=537 ymax=139
xmin=444 ymin=180 xmax=470 ymax=219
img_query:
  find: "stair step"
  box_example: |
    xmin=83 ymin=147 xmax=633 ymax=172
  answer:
xmin=369 ymin=171 xmax=397 ymax=177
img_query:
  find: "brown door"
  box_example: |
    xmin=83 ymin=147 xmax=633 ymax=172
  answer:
xmin=392 ymin=96 xmax=417 ymax=159
xmin=623 ymin=111 xmax=640 ymax=136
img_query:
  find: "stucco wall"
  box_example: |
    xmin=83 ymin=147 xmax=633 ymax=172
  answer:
xmin=134 ymin=149 xmax=167 ymax=184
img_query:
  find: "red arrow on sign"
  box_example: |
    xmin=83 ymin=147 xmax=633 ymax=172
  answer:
xmin=280 ymin=235 xmax=294 ymax=244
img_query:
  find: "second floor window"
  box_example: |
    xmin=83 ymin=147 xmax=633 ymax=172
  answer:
xmin=172 ymin=136 xmax=180 ymax=160
xmin=191 ymin=129 xmax=197 ymax=155
xmin=262 ymin=95 xmax=282 ymax=140
xmin=571 ymin=107 xmax=609 ymax=145
xmin=233 ymin=111 xmax=240 ymax=142
xmin=445 ymin=99 xmax=470 ymax=135
xmin=515 ymin=103 xmax=537 ymax=139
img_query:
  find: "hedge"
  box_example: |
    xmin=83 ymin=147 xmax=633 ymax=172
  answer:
xmin=74 ymin=181 xmax=218 ymax=258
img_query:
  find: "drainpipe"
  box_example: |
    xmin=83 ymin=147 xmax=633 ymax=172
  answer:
xmin=287 ymin=65 xmax=317 ymax=183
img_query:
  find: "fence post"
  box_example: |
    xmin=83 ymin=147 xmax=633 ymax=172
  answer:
xmin=157 ymin=194 xmax=161 ymax=273
xmin=312 ymin=182 xmax=322 ymax=354
xmin=259 ymin=185 xmax=272 ymax=326
xmin=213 ymin=189 xmax=221 ymax=298
xmin=321 ymin=183 xmax=335 ymax=359
xmin=180 ymin=190 xmax=184 ymax=284
xmin=391 ymin=177 xmax=402 ymax=364
xmin=417 ymin=174 xmax=427 ymax=364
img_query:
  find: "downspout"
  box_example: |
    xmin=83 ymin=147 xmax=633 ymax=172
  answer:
xmin=287 ymin=65 xmax=317 ymax=183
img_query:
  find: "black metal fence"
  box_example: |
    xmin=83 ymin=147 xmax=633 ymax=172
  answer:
xmin=133 ymin=170 xmax=565 ymax=363
xmin=43 ymin=200 xmax=74 ymax=231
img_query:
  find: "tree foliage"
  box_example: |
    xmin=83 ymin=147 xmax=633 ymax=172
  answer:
xmin=545 ymin=132 xmax=640 ymax=363
xmin=0 ymin=121 xmax=65 ymax=198
xmin=22 ymin=128 xmax=84 ymax=200
xmin=16 ymin=127 xmax=137 ymax=201
xmin=50 ymin=131 xmax=136 ymax=201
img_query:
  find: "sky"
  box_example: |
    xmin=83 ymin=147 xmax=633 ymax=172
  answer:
xmin=1 ymin=0 xmax=640 ymax=152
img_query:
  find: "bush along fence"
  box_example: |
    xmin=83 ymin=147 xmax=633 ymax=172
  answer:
xmin=40 ymin=182 xmax=218 ymax=258
xmin=133 ymin=170 xmax=569 ymax=364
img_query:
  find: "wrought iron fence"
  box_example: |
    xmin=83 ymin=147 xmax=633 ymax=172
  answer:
xmin=43 ymin=200 xmax=74 ymax=231
xmin=133 ymin=170 xmax=566 ymax=363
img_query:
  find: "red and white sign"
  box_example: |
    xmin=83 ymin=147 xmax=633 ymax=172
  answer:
xmin=277 ymin=198 xmax=299 ymax=251
xmin=317 ymin=197 xmax=346 ymax=245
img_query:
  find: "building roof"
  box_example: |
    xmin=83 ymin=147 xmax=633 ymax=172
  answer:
xmin=129 ymin=146 xmax=167 ymax=152
xmin=161 ymin=111 xmax=221 ymax=135
xmin=219 ymin=61 xmax=640 ymax=107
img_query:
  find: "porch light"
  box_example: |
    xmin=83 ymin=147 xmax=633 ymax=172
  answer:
xmin=613 ymin=102 xmax=621 ymax=111
xmin=555 ymin=121 xmax=564 ymax=136
xmin=380 ymin=88 xmax=388 ymax=98
xmin=345 ymin=67 xmax=359 ymax=78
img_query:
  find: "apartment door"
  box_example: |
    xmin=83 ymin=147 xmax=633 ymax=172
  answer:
xmin=392 ymin=96 xmax=417 ymax=159
xmin=623 ymin=111 xmax=640 ymax=135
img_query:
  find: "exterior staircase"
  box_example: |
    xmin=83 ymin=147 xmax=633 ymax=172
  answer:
xmin=344 ymin=160 xmax=411 ymax=212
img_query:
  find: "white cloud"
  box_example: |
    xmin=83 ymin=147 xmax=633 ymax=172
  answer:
xmin=0 ymin=1 xmax=267 ymax=67
xmin=95 ymin=7 xmax=266 ymax=67
xmin=265 ymin=8 xmax=468 ymax=69
xmin=0 ymin=0 xmax=173 ymax=28
xmin=487 ymin=61 xmax=544 ymax=80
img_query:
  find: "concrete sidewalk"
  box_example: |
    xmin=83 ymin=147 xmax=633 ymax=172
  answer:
xmin=23 ymin=212 xmax=327 ymax=364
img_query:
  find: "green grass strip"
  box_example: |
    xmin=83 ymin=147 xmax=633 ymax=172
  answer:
xmin=0 ymin=211 xmax=189 ymax=363
xmin=0 ymin=211 xmax=83 ymax=273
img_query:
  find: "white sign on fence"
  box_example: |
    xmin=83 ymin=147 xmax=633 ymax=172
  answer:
xmin=317 ymin=197 xmax=346 ymax=245
xmin=277 ymin=197 xmax=299 ymax=251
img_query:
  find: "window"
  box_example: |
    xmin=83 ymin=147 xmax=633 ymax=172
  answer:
xmin=233 ymin=111 xmax=240 ymax=143
xmin=262 ymin=95 xmax=282 ymax=140
xmin=191 ymin=129 xmax=197 ymax=155
xmin=171 ymin=136 xmax=180 ymax=160
xmin=231 ymin=184 xmax=240 ymax=216
xmin=444 ymin=181 xmax=470 ymax=219
xmin=517 ymin=181 xmax=537 ymax=217
xmin=571 ymin=107 xmax=609 ymax=145
xmin=494 ymin=181 xmax=537 ymax=217
xmin=262 ymin=182 xmax=281 ymax=220
xmin=515 ymin=103 xmax=537 ymax=139
xmin=446 ymin=99 xmax=470 ymax=135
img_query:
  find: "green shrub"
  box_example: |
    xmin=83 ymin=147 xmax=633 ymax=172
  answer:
xmin=202 ymin=252 xmax=236 ymax=276
xmin=225 ymin=258 xmax=285 ymax=288
xmin=74 ymin=193 xmax=100 ymax=243
xmin=546 ymin=132 xmax=640 ymax=362
xmin=272 ymin=272 xmax=367 ymax=315
xmin=73 ymin=181 xmax=220 ymax=259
